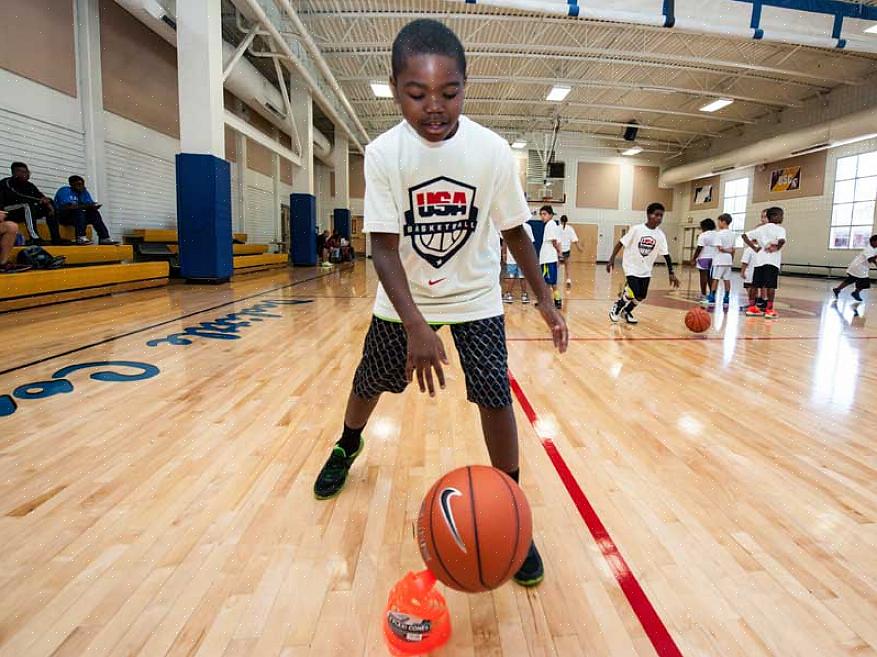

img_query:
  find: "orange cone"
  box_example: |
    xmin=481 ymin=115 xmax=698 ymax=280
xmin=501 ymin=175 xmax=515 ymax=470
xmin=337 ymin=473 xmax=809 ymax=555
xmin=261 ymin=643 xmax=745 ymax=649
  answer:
xmin=383 ymin=569 xmax=451 ymax=656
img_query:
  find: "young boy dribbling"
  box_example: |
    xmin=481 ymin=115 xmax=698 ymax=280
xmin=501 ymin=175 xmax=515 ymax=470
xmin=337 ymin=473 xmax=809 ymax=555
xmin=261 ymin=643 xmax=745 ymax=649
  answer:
xmin=312 ymin=20 xmax=568 ymax=587
xmin=607 ymin=202 xmax=680 ymax=324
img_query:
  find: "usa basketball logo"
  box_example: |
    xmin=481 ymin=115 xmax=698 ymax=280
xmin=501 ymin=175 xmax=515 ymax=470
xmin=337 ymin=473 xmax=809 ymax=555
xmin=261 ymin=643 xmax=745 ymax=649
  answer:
xmin=404 ymin=176 xmax=478 ymax=268
xmin=638 ymin=236 xmax=656 ymax=257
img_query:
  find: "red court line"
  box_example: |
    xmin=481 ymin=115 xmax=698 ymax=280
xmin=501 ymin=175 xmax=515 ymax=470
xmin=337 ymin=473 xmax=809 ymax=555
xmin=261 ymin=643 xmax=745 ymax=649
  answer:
xmin=508 ymin=370 xmax=685 ymax=657
xmin=507 ymin=335 xmax=877 ymax=342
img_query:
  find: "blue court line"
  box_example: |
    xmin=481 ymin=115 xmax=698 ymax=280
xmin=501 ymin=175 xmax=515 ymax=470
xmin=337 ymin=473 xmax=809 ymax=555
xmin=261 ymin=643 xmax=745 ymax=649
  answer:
xmin=0 ymin=265 xmax=350 ymax=378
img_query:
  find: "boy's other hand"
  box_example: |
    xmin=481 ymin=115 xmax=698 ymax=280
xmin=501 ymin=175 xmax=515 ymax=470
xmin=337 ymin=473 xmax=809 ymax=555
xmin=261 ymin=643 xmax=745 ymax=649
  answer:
xmin=538 ymin=305 xmax=569 ymax=353
xmin=605 ymin=261 xmax=614 ymax=274
xmin=669 ymin=273 xmax=681 ymax=288
xmin=405 ymin=322 xmax=448 ymax=397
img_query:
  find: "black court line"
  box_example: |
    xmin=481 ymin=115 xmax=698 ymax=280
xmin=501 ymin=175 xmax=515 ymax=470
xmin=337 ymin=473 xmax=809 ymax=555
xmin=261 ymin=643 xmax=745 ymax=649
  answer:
xmin=0 ymin=266 xmax=350 ymax=378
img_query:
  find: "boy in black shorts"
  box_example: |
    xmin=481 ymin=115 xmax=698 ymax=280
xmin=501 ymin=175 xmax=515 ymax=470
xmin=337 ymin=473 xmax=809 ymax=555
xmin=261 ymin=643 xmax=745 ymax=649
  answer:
xmin=606 ymin=202 xmax=680 ymax=324
xmin=312 ymin=19 xmax=568 ymax=587
xmin=833 ymin=234 xmax=877 ymax=301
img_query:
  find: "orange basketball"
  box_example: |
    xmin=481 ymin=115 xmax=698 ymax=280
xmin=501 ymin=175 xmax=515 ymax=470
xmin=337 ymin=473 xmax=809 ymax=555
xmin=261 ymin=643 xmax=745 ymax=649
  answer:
xmin=417 ymin=465 xmax=532 ymax=593
xmin=685 ymin=307 xmax=711 ymax=333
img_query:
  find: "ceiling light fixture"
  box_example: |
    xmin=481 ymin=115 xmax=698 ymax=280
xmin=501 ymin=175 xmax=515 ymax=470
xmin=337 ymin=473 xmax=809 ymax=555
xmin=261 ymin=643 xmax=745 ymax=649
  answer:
xmin=511 ymin=141 xmax=527 ymax=149
xmin=622 ymin=146 xmax=643 ymax=156
xmin=699 ymin=98 xmax=734 ymax=113
xmin=370 ymin=82 xmax=393 ymax=98
xmin=546 ymin=85 xmax=571 ymax=102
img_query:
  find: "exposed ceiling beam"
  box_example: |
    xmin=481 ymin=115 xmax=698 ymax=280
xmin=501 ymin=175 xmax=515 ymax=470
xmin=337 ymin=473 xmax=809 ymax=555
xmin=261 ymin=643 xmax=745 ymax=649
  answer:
xmin=320 ymin=43 xmax=848 ymax=87
xmin=296 ymin=10 xmax=877 ymax=65
xmin=363 ymin=113 xmax=718 ymax=136
xmin=337 ymin=74 xmax=798 ymax=108
xmin=349 ymin=97 xmax=757 ymax=124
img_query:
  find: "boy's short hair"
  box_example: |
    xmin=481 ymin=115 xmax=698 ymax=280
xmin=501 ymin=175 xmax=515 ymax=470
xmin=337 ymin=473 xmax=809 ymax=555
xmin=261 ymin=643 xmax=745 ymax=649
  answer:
xmin=717 ymin=213 xmax=733 ymax=226
xmin=700 ymin=218 xmax=716 ymax=231
xmin=539 ymin=205 xmax=554 ymax=215
xmin=766 ymin=206 xmax=784 ymax=222
xmin=10 ymin=161 xmax=27 ymax=173
xmin=646 ymin=202 xmax=664 ymax=215
xmin=870 ymin=234 xmax=877 ymax=245
xmin=560 ymin=214 xmax=568 ymax=223
xmin=391 ymin=19 xmax=467 ymax=79
xmin=68 ymin=175 xmax=84 ymax=185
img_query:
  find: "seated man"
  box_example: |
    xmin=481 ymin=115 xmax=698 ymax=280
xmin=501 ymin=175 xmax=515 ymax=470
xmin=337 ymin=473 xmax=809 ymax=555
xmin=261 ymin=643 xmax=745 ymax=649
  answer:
xmin=0 ymin=211 xmax=29 ymax=273
xmin=0 ymin=162 xmax=63 ymax=245
xmin=54 ymin=175 xmax=118 ymax=245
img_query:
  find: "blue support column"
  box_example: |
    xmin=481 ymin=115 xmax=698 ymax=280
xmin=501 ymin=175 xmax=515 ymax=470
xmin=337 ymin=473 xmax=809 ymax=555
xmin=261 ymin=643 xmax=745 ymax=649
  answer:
xmin=176 ymin=153 xmax=233 ymax=283
xmin=333 ymin=208 xmax=351 ymax=240
xmin=291 ymin=193 xmax=317 ymax=266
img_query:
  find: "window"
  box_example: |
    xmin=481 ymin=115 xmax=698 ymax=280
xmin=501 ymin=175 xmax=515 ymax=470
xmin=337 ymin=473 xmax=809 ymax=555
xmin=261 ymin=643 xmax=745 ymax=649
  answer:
xmin=830 ymin=151 xmax=877 ymax=249
xmin=722 ymin=178 xmax=749 ymax=244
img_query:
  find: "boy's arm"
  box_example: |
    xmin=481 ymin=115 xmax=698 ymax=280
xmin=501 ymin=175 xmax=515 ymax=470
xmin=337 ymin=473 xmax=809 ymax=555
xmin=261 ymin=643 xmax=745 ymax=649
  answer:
xmin=766 ymin=238 xmax=786 ymax=253
xmin=690 ymin=245 xmax=703 ymax=265
xmin=371 ymin=232 xmax=448 ymax=396
xmin=741 ymin=234 xmax=760 ymax=251
xmin=606 ymin=241 xmax=623 ymax=273
xmin=664 ymin=254 xmax=680 ymax=288
xmin=503 ymin=225 xmax=568 ymax=353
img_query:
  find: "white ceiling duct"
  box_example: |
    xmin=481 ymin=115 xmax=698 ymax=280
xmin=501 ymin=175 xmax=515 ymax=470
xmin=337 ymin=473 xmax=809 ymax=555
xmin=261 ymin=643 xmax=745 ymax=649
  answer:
xmin=659 ymin=107 xmax=877 ymax=186
xmin=114 ymin=0 xmax=334 ymax=166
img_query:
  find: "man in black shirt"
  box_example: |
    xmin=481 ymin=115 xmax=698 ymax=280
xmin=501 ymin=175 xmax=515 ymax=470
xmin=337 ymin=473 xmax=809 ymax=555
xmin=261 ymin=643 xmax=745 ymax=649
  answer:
xmin=0 ymin=162 xmax=63 ymax=245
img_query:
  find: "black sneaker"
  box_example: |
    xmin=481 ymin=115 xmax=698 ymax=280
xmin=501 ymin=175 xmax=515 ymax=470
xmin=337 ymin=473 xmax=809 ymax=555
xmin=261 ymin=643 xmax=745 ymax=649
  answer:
xmin=832 ymin=288 xmax=840 ymax=300
xmin=852 ymin=290 xmax=862 ymax=302
xmin=513 ymin=542 xmax=544 ymax=587
xmin=554 ymin=298 xmax=562 ymax=310
xmin=313 ymin=439 xmax=364 ymax=500
xmin=623 ymin=310 xmax=638 ymax=324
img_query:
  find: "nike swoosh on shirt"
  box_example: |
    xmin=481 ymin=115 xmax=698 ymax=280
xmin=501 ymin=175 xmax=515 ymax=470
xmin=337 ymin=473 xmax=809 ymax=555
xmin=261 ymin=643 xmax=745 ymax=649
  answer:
xmin=428 ymin=278 xmax=446 ymax=286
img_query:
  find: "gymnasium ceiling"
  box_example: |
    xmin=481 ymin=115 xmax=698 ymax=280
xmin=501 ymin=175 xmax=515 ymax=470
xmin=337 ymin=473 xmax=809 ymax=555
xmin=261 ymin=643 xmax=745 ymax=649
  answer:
xmin=220 ymin=0 xmax=877 ymax=162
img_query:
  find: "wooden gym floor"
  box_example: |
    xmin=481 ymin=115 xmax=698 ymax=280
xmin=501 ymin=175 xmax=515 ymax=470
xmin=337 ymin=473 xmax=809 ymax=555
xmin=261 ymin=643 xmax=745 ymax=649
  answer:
xmin=0 ymin=260 xmax=874 ymax=657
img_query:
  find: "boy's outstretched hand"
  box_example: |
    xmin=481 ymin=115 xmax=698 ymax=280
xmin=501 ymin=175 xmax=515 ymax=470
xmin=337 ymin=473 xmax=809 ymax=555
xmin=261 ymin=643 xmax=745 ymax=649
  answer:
xmin=537 ymin=304 xmax=569 ymax=353
xmin=405 ymin=322 xmax=449 ymax=397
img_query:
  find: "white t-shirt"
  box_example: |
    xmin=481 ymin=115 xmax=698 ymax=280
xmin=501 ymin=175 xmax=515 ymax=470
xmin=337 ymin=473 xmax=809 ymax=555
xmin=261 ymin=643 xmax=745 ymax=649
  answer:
xmin=560 ymin=225 xmax=578 ymax=252
xmin=746 ymin=222 xmax=787 ymax=268
xmin=741 ymin=247 xmax=755 ymax=283
xmin=363 ymin=116 xmax=529 ymax=323
xmin=847 ymin=244 xmax=877 ymax=278
xmin=712 ymin=228 xmax=736 ymax=267
xmin=539 ymin=220 xmax=563 ymax=264
xmin=505 ymin=222 xmax=534 ymax=266
xmin=620 ymin=223 xmax=670 ymax=278
xmin=697 ymin=231 xmax=718 ymax=259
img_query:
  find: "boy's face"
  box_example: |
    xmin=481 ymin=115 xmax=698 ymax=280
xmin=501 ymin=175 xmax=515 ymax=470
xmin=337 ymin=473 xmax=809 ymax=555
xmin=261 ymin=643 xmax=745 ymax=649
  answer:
xmin=759 ymin=211 xmax=768 ymax=224
xmin=719 ymin=220 xmax=729 ymax=230
xmin=392 ymin=54 xmax=465 ymax=143
xmin=71 ymin=179 xmax=85 ymax=193
xmin=12 ymin=166 xmax=29 ymax=181
xmin=646 ymin=210 xmax=664 ymax=227
xmin=540 ymin=210 xmax=552 ymax=222
xmin=769 ymin=212 xmax=784 ymax=224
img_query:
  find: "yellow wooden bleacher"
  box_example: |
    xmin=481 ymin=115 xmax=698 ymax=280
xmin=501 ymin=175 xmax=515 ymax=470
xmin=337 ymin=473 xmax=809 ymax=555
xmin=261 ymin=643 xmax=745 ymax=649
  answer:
xmin=126 ymin=228 xmax=285 ymax=273
xmin=164 ymin=243 xmax=268 ymax=256
xmin=17 ymin=223 xmax=93 ymax=242
xmin=232 ymin=253 xmax=287 ymax=272
xmin=11 ymin=244 xmax=133 ymax=266
xmin=0 ymin=262 xmax=169 ymax=312
xmin=129 ymin=229 xmax=249 ymax=243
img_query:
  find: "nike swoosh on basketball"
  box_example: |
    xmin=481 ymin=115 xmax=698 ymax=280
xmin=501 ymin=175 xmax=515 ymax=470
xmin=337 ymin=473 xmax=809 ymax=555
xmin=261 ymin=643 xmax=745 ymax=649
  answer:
xmin=428 ymin=278 xmax=446 ymax=286
xmin=439 ymin=488 xmax=467 ymax=552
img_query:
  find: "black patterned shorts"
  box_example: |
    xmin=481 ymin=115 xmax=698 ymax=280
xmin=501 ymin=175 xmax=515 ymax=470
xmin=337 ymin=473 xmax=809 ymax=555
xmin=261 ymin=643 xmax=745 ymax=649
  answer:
xmin=352 ymin=315 xmax=512 ymax=408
